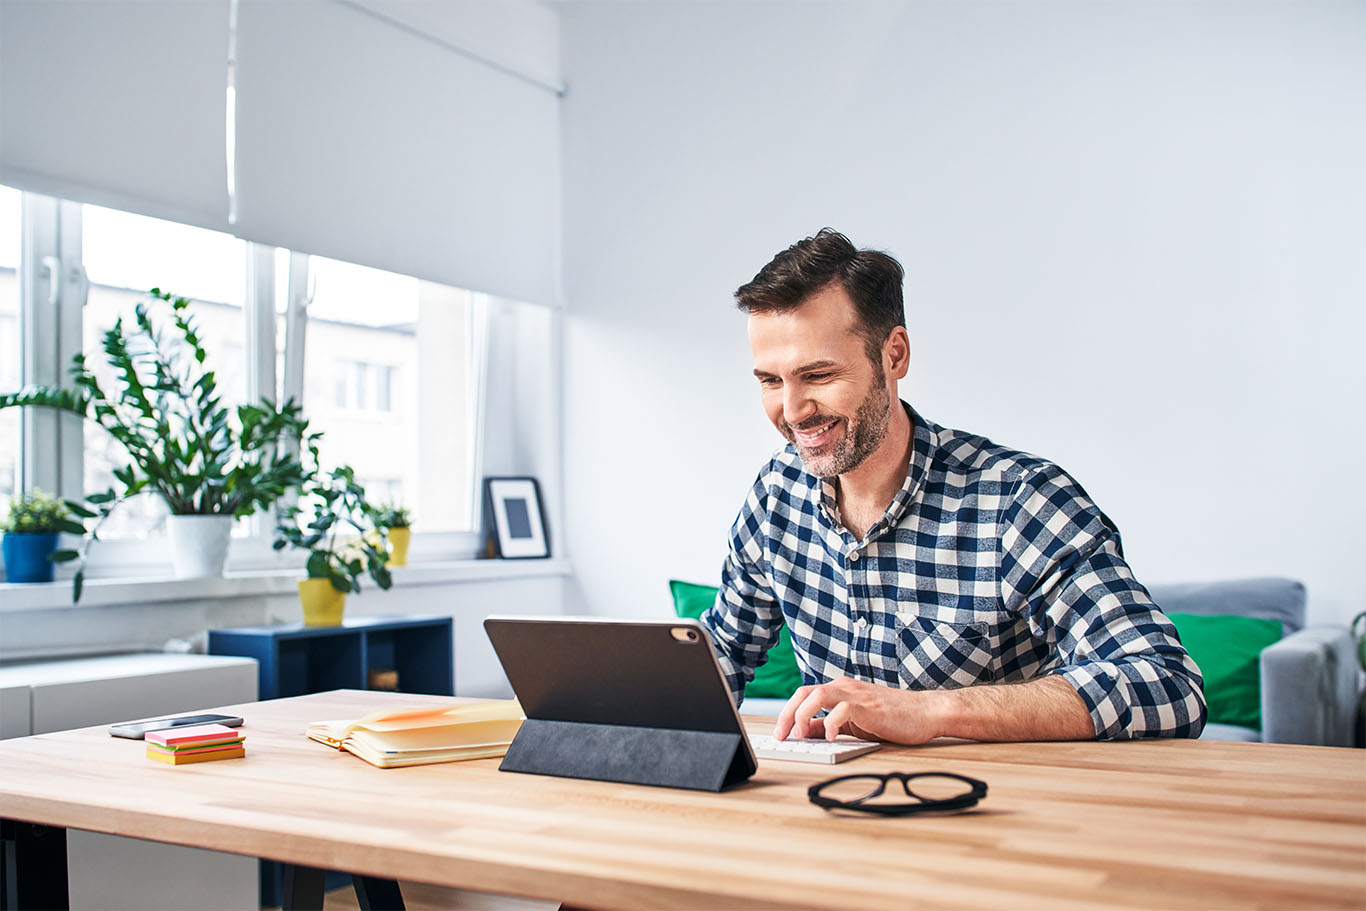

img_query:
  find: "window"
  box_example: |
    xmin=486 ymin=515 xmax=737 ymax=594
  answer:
xmin=0 ymin=186 xmax=19 ymax=525
xmin=292 ymin=255 xmax=480 ymax=533
xmin=2 ymin=187 xmax=487 ymax=579
xmin=335 ymin=360 xmax=394 ymax=413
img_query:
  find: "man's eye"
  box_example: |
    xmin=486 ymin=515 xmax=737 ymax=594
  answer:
xmin=758 ymin=377 xmax=781 ymax=388
xmin=806 ymin=373 xmax=833 ymax=382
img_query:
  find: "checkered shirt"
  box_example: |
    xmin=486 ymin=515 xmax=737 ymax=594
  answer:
xmin=701 ymin=407 xmax=1206 ymax=740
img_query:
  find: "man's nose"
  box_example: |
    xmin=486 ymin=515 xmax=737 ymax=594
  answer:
xmin=783 ymin=384 xmax=815 ymax=425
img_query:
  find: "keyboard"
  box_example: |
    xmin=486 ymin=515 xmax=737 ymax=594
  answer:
xmin=748 ymin=734 xmax=881 ymax=764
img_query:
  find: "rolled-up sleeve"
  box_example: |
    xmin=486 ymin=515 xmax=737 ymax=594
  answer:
xmin=700 ymin=475 xmax=786 ymax=706
xmin=999 ymin=464 xmax=1207 ymax=740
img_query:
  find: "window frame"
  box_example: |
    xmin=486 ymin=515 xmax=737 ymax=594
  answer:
xmin=6 ymin=187 xmax=487 ymax=583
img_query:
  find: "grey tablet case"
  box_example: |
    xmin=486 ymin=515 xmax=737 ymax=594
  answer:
xmin=484 ymin=616 xmax=758 ymax=791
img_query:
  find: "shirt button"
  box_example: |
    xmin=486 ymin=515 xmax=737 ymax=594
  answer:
xmin=849 ymin=551 xmax=860 ymax=562
xmin=857 ymin=617 xmax=869 ymax=630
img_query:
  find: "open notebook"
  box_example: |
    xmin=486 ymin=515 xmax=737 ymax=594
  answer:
xmin=306 ymin=699 xmax=524 ymax=768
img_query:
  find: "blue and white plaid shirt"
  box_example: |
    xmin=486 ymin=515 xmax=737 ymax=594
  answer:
xmin=701 ymin=406 xmax=1206 ymax=740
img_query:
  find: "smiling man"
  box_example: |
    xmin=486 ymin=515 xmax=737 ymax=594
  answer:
xmin=700 ymin=229 xmax=1206 ymax=744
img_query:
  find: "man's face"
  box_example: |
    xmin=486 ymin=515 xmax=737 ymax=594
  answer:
xmin=748 ymin=284 xmax=892 ymax=479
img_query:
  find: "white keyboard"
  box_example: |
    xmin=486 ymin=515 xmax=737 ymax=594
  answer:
xmin=748 ymin=734 xmax=881 ymax=764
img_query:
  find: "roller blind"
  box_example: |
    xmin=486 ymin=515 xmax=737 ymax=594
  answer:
xmin=231 ymin=0 xmax=559 ymax=305
xmin=1 ymin=0 xmax=560 ymax=306
xmin=0 ymin=0 xmax=230 ymax=232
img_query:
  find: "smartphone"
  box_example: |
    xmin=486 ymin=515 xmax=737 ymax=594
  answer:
xmin=108 ymin=713 xmax=245 ymax=740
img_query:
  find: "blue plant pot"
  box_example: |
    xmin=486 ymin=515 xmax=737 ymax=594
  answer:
xmin=2 ymin=532 xmax=59 ymax=583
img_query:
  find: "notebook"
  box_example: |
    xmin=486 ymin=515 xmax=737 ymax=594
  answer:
xmin=306 ymin=699 xmax=524 ymax=768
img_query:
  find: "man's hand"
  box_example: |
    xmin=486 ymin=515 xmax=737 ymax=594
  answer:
xmin=772 ymin=674 xmax=1097 ymax=745
xmin=773 ymin=677 xmax=946 ymax=745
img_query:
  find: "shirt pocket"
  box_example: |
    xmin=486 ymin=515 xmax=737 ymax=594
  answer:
xmin=894 ymin=614 xmax=996 ymax=688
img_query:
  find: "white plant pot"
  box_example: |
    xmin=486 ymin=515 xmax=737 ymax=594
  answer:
xmin=165 ymin=514 xmax=233 ymax=579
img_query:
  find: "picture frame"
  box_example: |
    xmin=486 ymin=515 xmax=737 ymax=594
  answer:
xmin=482 ymin=476 xmax=550 ymax=559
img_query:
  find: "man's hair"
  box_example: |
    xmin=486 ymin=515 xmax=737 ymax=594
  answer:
xmin=735 ymin=229 xmax=905 ymax=364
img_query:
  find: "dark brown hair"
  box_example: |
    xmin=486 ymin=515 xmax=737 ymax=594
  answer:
xmin=735 ymin=229 xmax=905 ymax=364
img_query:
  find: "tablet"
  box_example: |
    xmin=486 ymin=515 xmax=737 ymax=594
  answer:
xmin=484 ymin=615 xmax=758 ymax=791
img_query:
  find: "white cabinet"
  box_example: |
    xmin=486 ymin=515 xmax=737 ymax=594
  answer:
xmin=0 ymin=654 xmax=260 ymax=911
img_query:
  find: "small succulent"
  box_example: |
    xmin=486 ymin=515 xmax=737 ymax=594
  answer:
xmin=2 ymin=488 xmax=83 ymax=536
xmin=376 ymin=504 xmax=411 ymax=528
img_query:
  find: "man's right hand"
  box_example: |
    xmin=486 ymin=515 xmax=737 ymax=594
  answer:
xmin=771 ymin=677 xmax=946 ymax=745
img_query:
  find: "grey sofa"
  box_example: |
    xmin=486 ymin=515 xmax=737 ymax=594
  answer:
xmin=1149 ymin=578 xmax=1356 ymax=745
xmin=739 ymin=578 xmax=1359 ymax=746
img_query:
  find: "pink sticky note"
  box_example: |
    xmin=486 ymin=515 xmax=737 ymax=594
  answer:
xmin=145 ymin=724 xmax=242 ymax=747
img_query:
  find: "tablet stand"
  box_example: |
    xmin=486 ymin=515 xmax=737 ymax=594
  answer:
xmin=500 ymin=718 xmax=753 ymax=791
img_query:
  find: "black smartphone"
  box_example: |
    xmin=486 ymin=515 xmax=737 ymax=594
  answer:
xmin=108 ymin=713 xmax=245 ymax=740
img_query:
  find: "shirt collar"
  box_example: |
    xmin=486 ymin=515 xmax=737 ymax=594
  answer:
xmin=817 ymin=401 xmax=938 ymax=539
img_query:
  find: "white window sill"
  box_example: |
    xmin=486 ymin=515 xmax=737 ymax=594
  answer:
xmin=0 ymin=558 xmax=572 ymax=611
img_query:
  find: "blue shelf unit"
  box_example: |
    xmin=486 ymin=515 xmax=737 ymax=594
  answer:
xmin=208 ymin=614 xmax=453 ymax=906
xmin=208 ymin=614 xmax=454 ymax=702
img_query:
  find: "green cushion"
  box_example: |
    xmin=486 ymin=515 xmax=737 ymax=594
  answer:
xmin=1168 ymin=612 xmax=1282 ymax=730
xmin=669 ymin=580 xmax=803 ymax=699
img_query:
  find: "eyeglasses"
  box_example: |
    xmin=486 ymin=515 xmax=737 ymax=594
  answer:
xmin=808 ymin=772 xmax=987 ymax=816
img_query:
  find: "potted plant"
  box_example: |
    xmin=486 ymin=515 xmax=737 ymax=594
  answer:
xmin=376 ymin=503 xmax=412 ymax=566
xmin=0 ymin=289 xmax=312 ymax=581
xmin=0 ymin=488 xmax=85 ymax=583
xmin=274 ymin=461 xmax=392 ymax=626
xmin=1352 ymin=611 xmax=1366 ymax=748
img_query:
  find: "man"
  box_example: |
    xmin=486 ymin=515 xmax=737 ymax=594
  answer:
xmin=701 ymin=229 xmax=1205 ymax=744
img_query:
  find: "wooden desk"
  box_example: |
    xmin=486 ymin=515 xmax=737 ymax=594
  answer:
xmin=1 ymin=689 xmax=1363 ymax=910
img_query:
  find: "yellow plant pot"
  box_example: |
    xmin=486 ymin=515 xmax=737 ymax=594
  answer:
xmin=299 ymin=578 xmax=346 ymax=627
xmin=388 ymin=527 xmax=411 ymax=566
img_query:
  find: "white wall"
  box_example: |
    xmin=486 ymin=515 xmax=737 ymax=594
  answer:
xmin=559 ymin=1 xmax=1366 ymax=626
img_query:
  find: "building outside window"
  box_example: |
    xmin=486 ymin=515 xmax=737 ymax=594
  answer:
xmin=335 ymin=359 xmax=395 ymax=413
xmin=295 ymin=255 xmax=476 ymax=532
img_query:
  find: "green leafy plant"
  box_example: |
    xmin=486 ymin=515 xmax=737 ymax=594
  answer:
xmin=1354 ymin=611 xmax=1366 ymax=675
xmin=1352 ymin=611 xmax=1366 ymax=748
xmin=2 ymin=488 xmax=80 ymax=536
xmin=0 ymin=289 xmax=312 ymax=520
xmin=0 ymin=288 xmax=316 ymax=599
xmin=274 ymin=457 xmax=392 ymax=595
xmin=375 ymin=503 xmax=411 ymax=528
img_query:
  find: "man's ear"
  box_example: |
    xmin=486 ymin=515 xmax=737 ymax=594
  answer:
xmin=883 ymin=327 xmax=910 ymax=381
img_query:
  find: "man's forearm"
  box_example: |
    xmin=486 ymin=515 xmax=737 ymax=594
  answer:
xmin=933 ymin=674 xmax=1096 ymax=742
xmin=776 ymin=674 xmax=1098 ymax=744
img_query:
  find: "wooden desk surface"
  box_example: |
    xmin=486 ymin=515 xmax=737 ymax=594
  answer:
xmin=0 ymin=690 xmax=1363 ymax=910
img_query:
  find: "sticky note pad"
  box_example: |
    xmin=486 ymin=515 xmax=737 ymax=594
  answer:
xmin=146 ymin=739 xmax=243 ymax=756
xmin=146 ymin=724 xmax=241 ymax=747
xmin=147 ymin=746 xmax=246 ymax=765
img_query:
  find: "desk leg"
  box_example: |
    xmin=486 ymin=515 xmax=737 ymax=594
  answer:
xmin=0 ymin=818 xmax=69 ymax=911
xmin=282 ymin=863 xmax=325 ymax=911
xmin=352 ymin=876 xmax=405 ymax=910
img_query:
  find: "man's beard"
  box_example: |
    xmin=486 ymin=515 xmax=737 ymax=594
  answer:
xmin=783 ymin=378 xmax=892 ymax=479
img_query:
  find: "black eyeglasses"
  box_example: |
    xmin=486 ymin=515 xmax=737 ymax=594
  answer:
xmin=808 ymin=772 xmax=987 ymax=816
